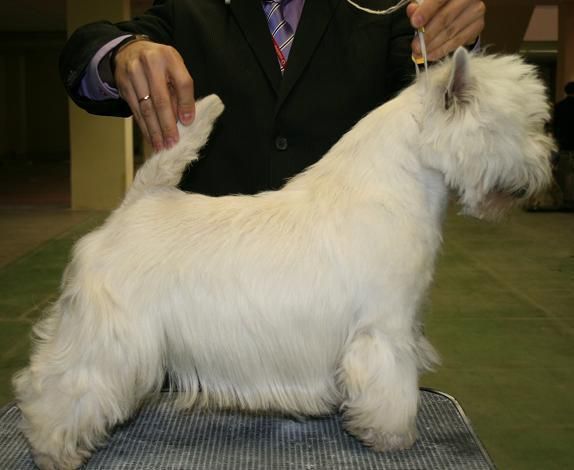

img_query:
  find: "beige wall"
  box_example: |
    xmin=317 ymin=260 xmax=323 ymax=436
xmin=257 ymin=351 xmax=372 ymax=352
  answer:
xmin=67 ymin=0 xmax=133 ymax=210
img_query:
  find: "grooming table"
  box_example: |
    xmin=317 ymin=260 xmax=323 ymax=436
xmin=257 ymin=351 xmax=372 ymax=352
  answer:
xmin=0 ymin=388 xmax=495 ymax=469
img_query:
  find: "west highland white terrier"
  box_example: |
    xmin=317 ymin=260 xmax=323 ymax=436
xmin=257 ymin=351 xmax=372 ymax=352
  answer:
xmin=14 ymin=47 xmax=554 ymax=469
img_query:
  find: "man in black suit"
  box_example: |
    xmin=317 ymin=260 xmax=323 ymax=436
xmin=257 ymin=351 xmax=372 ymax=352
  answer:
xmin=554 ymin=82 xmax=574 ymax=152
xmin=61 ymin=0 xmax=485 ymax=196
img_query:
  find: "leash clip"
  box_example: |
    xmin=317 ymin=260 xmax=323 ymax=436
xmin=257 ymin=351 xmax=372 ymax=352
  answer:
xmin=411 ymin=0 xmax=429 ymax=90
xmin=412 ymin=25 xmax=429 ymax=89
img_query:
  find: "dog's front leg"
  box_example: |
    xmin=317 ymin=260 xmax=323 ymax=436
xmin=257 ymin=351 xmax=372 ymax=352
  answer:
xmin=338 ymin=328 xmax=419 ymax=452
xmin=13 ymin=292 xmax=165 ymax=469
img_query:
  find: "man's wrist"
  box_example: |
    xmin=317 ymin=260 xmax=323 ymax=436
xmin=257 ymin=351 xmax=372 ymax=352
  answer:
xmin=98 ymin=34 xmax=151 ymax=87
xmin=78 ymin=35 xmax=130 ymax=100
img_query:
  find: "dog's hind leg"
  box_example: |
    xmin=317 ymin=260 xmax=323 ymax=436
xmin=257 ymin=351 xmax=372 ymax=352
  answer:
xmin=338 ymin=328 xmax=419 ymax=452
xmin=13 ymin=289 xmax=165 ymax=469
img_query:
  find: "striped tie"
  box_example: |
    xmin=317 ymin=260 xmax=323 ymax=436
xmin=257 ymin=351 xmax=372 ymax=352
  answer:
xmin=263 ymin=0 xmax=295 ymax=73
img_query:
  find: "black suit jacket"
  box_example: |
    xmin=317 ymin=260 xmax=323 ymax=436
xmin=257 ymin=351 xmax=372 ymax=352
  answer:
xmin=60 ymin=0 xmax=414 ymax=196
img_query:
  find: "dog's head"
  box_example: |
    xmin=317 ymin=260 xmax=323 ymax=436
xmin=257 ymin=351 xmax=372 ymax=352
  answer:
xmin=418 ymin=47 xmax=555 ymax=219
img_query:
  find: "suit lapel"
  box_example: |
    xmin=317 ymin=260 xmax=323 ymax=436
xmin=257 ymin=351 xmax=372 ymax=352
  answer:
xmin=277 ymin=0 xmax=342 ymax=110
xmin=229 ymin=1 xmax=282 ymax=95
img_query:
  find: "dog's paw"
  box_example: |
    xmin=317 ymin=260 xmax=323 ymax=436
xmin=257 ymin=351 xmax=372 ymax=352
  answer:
xmin=368 ymin=430 xmax=417 ymax=452
xmin=346 ymin=423 xmax=417 ymax=452
xmin=32 ymin=448 xmax=88 ymax=470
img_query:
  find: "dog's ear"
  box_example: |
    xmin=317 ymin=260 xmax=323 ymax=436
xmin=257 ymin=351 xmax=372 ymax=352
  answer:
xmin=444 ymin=47 xmax=471 ymax=110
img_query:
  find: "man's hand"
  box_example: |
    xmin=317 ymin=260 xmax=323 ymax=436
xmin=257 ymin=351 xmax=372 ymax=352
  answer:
xmin=407 ymin=0 xmax=485 ymax=62
xmin=114 ymin=41 xmax=195 ymax=152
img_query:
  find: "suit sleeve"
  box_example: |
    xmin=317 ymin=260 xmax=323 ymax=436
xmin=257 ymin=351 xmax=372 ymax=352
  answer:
xmin=59 ymin=0 xmax=174 ymax=117
xmin=386 ymin=9 xmax=416 ymax=99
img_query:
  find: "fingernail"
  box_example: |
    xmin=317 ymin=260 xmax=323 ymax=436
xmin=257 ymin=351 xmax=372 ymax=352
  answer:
xmin=166 ymin=138 xmax=176 ymax=149
xmin=181 ymin=112 xmax=194 ymax=124
xmin=412 ymin=14 xmax=424 ymax=28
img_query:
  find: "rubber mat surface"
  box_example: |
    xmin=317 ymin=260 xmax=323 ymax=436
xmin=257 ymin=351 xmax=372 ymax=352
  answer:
xmin=0 ymin=389 xmax=494 ymax=469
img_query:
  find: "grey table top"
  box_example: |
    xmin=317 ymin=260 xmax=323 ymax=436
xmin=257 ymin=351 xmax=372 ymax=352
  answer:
xmin=0 ymin=388 xmax=495 ymax=469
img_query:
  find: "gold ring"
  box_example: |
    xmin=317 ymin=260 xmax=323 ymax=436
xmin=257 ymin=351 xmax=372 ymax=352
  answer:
xmin=138 ymin=94 xmax=151 ymax=103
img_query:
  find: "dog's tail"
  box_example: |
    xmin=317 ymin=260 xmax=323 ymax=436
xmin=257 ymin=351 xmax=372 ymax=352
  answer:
xmin=124 ymin=94 xmax=224 ymax=203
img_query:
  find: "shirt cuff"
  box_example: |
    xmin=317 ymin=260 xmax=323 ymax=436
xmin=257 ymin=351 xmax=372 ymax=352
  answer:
xmin=78 ymin=35 xmax=132 ymax=100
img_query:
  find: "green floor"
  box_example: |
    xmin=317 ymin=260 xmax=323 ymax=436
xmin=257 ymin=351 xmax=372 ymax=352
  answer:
xmin=1 ymin=207 xmax=572 ymax=469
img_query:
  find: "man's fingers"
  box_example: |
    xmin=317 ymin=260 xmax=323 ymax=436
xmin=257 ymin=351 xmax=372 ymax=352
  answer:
xmin=126 ymin=62 xmax=165 ymax=152
xmin=119 ymin=82 xmax=151 ymax=144
xmin=170 ymin=87 xmax=179 ymax=123
xmin=114 ymin=41 xmax=196 ymax=149
xmin=117 ymin=50 xmax=164 ymax=151
xmin=166 ymin=48 xmax=195 ymax=125
xmin=408 ymin=0 xmax=449 ymax=29
xmin=424 ymin=3 xmax=484 ymax=60
xmin=142 ymin=51 xmax=180 ymax=149
xmin=415 ymin=0 xmax=472 ymax=41
xmin=408 ymin=0 xmax=485 ymax=60
xmin=139 ymin=99 xmax=164 ymax=153
xmin=423 ymin=0 xmax=483 ymax=44
xmin=426 ymin=19 xmax=484 ymax=61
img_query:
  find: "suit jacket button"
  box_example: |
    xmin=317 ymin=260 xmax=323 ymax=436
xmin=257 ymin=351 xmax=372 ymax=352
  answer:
xmin=275 ymin=136 xmax=288 ymax=151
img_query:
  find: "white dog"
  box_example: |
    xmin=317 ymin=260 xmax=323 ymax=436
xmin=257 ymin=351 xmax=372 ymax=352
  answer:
xmin=14 ymin=47 xmax=554 ymax=469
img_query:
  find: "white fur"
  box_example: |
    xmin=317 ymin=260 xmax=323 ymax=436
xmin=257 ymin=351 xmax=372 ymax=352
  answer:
xmin=14 ymin=48 xmax=554 ymax=469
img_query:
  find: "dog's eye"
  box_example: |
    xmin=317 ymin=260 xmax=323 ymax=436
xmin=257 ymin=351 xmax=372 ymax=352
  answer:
xmin=511 ymin=187 xmax=528 ymax=198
